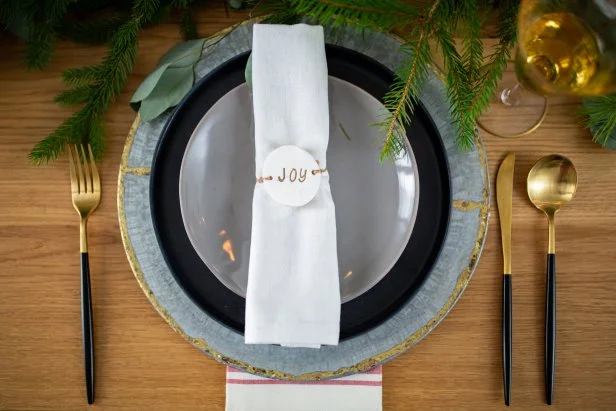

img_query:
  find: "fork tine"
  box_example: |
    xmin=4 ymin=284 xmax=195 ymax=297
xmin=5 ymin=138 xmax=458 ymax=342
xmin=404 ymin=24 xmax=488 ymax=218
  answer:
xmin=87 ymin=144 xmax=101 ymax=193
xmin=74 ymin=144 xmax=86 ymax=193
xmin=68 ymin=145 xmax=79 ymax=194
xmin=80 ymin=144 xmax=92 ymax=193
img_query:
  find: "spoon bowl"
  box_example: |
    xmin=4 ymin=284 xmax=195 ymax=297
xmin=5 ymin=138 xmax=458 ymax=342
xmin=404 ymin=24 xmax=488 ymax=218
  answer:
xmin=528 ymin=155 xmax=578 ymax=215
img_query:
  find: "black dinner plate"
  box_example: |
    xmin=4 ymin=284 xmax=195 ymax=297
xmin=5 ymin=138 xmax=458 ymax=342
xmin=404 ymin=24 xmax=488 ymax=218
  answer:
xmin=150 ymin=44 xmax=450 ymax=340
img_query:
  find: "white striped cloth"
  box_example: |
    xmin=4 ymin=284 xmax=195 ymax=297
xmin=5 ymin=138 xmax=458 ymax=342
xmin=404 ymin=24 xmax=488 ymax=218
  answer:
xmin=225 ymin=366 xmax=383 ymax=411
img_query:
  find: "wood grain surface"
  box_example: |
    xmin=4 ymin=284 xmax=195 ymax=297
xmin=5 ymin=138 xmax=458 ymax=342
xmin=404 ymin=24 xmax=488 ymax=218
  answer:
xmin=1 ymin=4 xmax=615 ymax=411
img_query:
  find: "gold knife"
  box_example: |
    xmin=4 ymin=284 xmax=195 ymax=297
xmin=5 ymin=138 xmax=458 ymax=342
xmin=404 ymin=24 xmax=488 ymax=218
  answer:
xmin=497 ymin=152 xmax=515 ymax=406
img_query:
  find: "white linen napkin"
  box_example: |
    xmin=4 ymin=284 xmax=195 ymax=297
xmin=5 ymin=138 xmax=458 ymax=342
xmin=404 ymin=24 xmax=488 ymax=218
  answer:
xmin=245 ymin=23 xmax=341 ymax=347
xmin=225 ymin=366 xmax=383 ymax=411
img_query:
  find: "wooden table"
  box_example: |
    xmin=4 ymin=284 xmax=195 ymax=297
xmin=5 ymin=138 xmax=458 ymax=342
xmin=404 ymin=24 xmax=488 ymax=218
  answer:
xmin=1 ymin=5 xmax=615 ymax=411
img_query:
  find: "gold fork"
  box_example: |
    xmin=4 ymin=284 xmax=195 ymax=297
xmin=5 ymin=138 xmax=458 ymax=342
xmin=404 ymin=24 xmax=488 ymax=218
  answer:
xmin=68 ymin=144 xmax=101 ymax=405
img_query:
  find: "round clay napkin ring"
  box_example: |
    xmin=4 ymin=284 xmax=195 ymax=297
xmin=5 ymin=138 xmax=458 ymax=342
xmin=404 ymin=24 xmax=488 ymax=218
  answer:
xmin=257 ymin=145 xmax=327 ymax=207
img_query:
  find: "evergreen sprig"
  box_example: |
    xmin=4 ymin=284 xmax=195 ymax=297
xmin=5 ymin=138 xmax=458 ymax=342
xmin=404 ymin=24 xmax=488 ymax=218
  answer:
xmin=29 ymin=0 xmax=161 ymax=163
xmin=284 ymin=0 xmax=418 ymax=31
xmin=57 ymin=13 xmax=129 ymax=44
xmin=180 ymin=8 xmax=199 ymax=39
xmin=376 ymin=1 xmax=438 ymax=161
xmin=264 ymin=0 xmax=519 ymax=159
xmin=0 ymin=0 xmax=214 ymax=163
xmin=1 ymin=0 xmax=524 ymax=163
xmin=581 ymin=94 xmax=616 ymax=146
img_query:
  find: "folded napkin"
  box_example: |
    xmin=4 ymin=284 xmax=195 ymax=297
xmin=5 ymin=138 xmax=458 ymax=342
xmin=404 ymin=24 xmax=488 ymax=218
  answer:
xmin=245 ymin=24 xmax=340 ymax=347
xmin=226 ymin=366 xmax=383 ymax=411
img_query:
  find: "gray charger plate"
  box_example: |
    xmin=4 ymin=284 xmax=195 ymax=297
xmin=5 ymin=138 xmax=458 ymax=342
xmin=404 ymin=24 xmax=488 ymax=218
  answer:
xmin=118 ymin=22 xmax=490 ymax=379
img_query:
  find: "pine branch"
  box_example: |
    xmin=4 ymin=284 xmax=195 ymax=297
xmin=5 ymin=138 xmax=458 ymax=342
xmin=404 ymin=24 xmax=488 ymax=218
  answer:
xmin=170 ymin=0 xmax=197 ymax=6
xmin=26 ymin=24 xmax=55 ymax=69
xmin=29 ymin=110 xmax=90 ymax=165
xmin=434 ymin=24 xmax=475 ymax=150
xmin=0 ymin=0 xmax=30 ymax=28
xmin=47 ymin=0 xmax=77 ymax=22
xmin=57 ymin=13 xmax=129 ymax=44
xmin=466 ymin=0 xmax=517 ymax=118
xmin=26 ymin=0 xmax=76 ymax=69
xmin=54 ymin=85 xmax=91 ymax=106
xmin=431 ymin=0 xmax=484 ymax=150
xmin=581 ymin=94 xmax=616 ymax=145
xmin=62 ymin=66 xmax=102 ymax=86
xmin=249 ymin=0 xmax=301 ymax=24
xmin=149 ymin=3 xmax=172 ymax=24
xmin=30 ymin=0 xmax=162 ymax=163
xmin=284 ymin=0 xmax=418 ymax=31
xmin=375 ymin=0 xmax=440 ymax=161
xmin=179 ymin=7 xmax=198 ymax=39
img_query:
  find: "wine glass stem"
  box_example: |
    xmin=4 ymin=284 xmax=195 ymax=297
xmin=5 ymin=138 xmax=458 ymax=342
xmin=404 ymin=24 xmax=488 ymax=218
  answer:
xmin=501 ymin=82 xmax=523 ymax=107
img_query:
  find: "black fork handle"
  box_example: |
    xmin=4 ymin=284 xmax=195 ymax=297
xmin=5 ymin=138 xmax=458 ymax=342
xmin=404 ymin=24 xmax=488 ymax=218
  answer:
xmin=81 ymin=252 xmax=94 ymax=404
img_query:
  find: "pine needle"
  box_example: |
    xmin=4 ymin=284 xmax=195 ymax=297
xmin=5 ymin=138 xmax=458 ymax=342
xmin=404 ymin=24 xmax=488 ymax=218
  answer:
xmin=25 ymin=0 xmax=76 ymax=69
xmin=26 ymin=24 xmax=55 ymax=69
xmin=376 ymin=0 xmax=440 ymax=161
xmin=284 ymin=0 xmax=418 ymax=31
xmin=30 ymin=0 xmax=162 ymax=163
xmin=465 ymin=0 xmax=517 ymax=124
xmin=57 ymin=13 xmax=129 ymax=44
xmin=180 ymin=7 xmax=198 ymax=40
xmin=581 ymin=94 xmax=616 ymax=145
xmin=54 ymin=85 xmax=91 ymax=106
xmin=62 ymin=66 xmax=102 ymax=87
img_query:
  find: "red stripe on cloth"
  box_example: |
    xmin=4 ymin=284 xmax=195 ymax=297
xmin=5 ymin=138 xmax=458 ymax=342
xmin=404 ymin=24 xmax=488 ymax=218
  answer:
xmin=226 ymin=379 xmax=381 ymax=386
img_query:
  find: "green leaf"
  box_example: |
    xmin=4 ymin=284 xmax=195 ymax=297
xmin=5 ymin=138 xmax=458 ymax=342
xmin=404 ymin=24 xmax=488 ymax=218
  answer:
xmin=159 ymin=38 xmax=205 ymax=67
xmin=131 ymin=38 xmax=204 ymax=105
xmin=131 ymin=63 xmax=172 ymax=103
xmin=245 ymin=53 xmax=252 ymax=89
xmin=139 ymin=65 xmax=194 ymax=121
xmin=228 ymin=0 xmax=244 ymax=9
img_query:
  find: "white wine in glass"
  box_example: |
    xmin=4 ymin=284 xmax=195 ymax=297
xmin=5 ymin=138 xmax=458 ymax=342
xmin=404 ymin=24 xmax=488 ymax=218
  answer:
xmin=479 ymin=0 xmax=616 ymax=137
xmin=517 ymin=0 xmax=616 ymax=96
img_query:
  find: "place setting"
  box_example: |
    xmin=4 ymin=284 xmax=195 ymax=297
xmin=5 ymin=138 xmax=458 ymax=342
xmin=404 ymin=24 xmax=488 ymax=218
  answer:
xmin=118 ymin=19 xmax=489 ymax=409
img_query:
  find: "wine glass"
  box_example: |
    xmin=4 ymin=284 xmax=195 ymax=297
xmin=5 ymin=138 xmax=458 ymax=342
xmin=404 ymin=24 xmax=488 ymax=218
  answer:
xmin=479 ymin=0 xmax=616 ymax=138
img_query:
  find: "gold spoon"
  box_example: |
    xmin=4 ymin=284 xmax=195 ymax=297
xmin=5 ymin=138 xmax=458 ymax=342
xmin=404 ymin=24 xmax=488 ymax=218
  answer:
xmin=527 ymin=154 xmax=578 ymax=406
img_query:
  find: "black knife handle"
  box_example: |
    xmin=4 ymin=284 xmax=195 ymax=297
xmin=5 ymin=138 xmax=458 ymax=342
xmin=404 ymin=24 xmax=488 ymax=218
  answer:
xmin=81 ymin=252 xmax=95 ymax=404
xmin=503 ymin=274 xmax=512 ymax=406
xmin=546 ymin=253 xmax=556 ymax=405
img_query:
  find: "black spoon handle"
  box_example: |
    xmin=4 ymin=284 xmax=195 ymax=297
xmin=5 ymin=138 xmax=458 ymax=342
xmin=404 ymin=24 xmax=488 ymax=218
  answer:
xmin=503 ymin=274 xmax=512 ymax=406
xmin=81 ymin=252 xmax=95 ymax=404
xmin=546 ymin=253 xmax=556 ymax=405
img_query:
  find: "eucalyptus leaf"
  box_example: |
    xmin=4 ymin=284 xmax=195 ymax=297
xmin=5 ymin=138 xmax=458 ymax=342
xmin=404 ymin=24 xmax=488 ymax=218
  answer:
xmin=245 ymin=53 xmax=252 ymax=89
xmin=139 ymin=65 xmax=194 ymax=122
xmin=130 ymin=63 xmax=172 ymax=104
xmin=130 ymin=38 xmax=205 ymax=108
xmin=159 ymin=38 xmax=205 ymax=68
xmin=228 ymin=0 xmax=244 ymax=9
